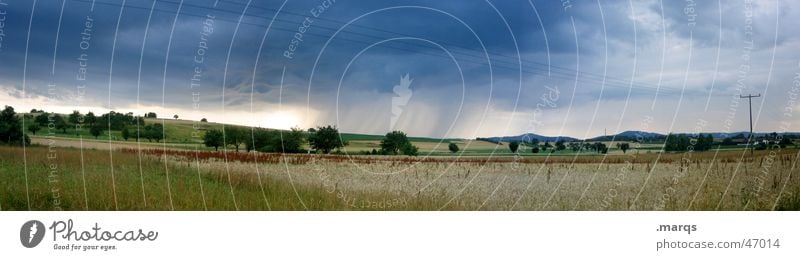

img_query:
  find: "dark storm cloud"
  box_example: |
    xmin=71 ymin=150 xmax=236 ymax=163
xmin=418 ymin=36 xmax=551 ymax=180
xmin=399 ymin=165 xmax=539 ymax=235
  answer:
xmin=0 ymin=0 xmax=798 ymax=137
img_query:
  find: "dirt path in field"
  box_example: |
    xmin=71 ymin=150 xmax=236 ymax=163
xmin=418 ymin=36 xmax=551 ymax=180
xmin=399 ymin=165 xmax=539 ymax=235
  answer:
xmin=31 ymin=136 xmax=200 ymax=151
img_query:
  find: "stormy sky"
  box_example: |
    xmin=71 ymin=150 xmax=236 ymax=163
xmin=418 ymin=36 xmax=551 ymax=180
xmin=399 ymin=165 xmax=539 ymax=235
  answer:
xmin=0 ymin=0 xmax=798 ymax=139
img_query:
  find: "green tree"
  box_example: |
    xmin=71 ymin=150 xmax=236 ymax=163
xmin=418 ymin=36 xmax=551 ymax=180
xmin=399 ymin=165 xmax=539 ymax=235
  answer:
xmin=201 ymin=118 xmax=208 ymax=123
xmin=27 ymin=124 xmax=41 ymax=135
xmin=246 ymin=128 xmax=278 ymax=153
xmin=555 ymin=140 xmax=566 ymax=151
xmin=570 ymin=142 xmax=581 ymax=152
xmin=34 ymin=112 xmax=49 ymax=126
xmin=68 ymin=110 xmax=81 ymax=125
xmin=779 ymin=136 xmax=793 ymax=148
xmin=543 ymin=141 xmax=552 ymax=151
xmin=0 ymin=106 xmax=29 ymax=145
xmin=204 ymin=129 xmax=224 ymax=151
xmin=142 ymin=125 xmax=153 ymax=142
xmin=401 ymin=143 xmax=419 ymax=156
xmin=148 ymin=123 xmax=165 ymax=142
xmin=280 ymin=127 xmax=306 ymax=153
xmin=225 ymin=126 xmax=245 ymax=152
xmin=121 ymin=128 xmax=130 ymax=141
xmin=531 ymin=146 xmax=540 ymax=153
xmin=68 ymin=110 xmax=82 ymax=135
xmin=509 ymin=141 xmax=520 ymax=153
xmin=173 ymin=114 xmax=179 ymax=120
xmin=53 ymin=114 xmax=68 ymax=134
xmin=84 ymin=112 xmax=96 ymax=127
xmin=89 ymin=125 xmax=103 ymax=139
xmin=380 ymin=130 xmax=411 ymax=155
xmin=616 ymin=143 xmax=630 ymax=153
xmin=593 ymin=142 xmax=608 ymax=153
xmin=701 ymin=134 xmax=714 ymax=151
xmin=308 ymin=125 xmax=345 ymax=154
xmin=448 ymin=142 xmax=460 ymax=153
xmin=721 ymin=137 xmax=735 ymax=146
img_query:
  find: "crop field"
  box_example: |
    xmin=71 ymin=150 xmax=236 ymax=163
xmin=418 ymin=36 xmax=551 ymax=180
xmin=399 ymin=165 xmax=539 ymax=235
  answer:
xmin=2 ymin=144 xmax=798 ymax=211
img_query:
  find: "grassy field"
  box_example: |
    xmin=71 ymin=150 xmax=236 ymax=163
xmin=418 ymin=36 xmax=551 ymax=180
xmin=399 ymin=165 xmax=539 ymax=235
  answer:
xmin=2 ymin=144 xmax=799 ymax=211
xmin=28 ymin=114 xmax=678 ymax=156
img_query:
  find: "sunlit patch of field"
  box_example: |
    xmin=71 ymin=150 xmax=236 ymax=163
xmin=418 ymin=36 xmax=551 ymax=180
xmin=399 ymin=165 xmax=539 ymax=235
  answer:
xmin=2 ymin=145 xmax=799 ymax=211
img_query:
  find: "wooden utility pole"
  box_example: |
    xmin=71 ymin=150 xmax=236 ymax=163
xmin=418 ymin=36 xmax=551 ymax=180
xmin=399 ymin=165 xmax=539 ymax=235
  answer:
xmin=740 ymin=94 xmax=761 ymax=155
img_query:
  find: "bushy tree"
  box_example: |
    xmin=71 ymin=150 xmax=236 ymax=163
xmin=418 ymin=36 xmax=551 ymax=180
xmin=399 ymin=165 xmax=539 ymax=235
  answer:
xmin=721 ymin=137 xmax=735 ymax=146
xmin=53 ymin=114 xmax=68 ymax=134
xmin=448 ymin=142 xmax=459 ymax=153
xmin=280 ymin=127 xmax=306 ymax=153
xmin=68 ymin=110 xmax=81 ymax=125
xmin=204 ymin=129 xmax=224 ymax=151
xmin=0 ymin=106 xmax=29 ymax=145
xmin=148 ymin=123 xmax=165 ymax=142
xmin=779 ymin=136 xmax=793 ymax=148
xmin=696 ymin=134 xmax=714 ymax=151
xmin=592 ymin=142 xmax=608 ymax=154
xmin=200 ymin=118 xmax=208 ymax=123
xmin=664 ymin=133 xmax=714 ymax=152
xmin=224 ymin=126 xmax=246 ymax=152
xmin=308 ymin=125 xmax=345 ymax=154
xmin=380 ymin=131 xmax=411 ymax=155
xmin=570 ymin=142 xmax=582 ymax=152
xmin=142 ymin=125 xmax=153 ymax=142
xmin=616 ymin=143 xmax=630 ymax=153
xmin=555 ymin=140 xmax=566 ymax=151
xmin=89 ymin=125 xmax=103 ymax=139
xmin=509 ymin=141 xmax=519 ymax=153
xmin=84 ymin=112 xmax=96 ymax=127
xmin=34 ymin=112 xmax=49 ymax=126
xmin=401 ymin=143 xmax=419 ymax=156
xmin=121 ymin=128 xmax=130 ymax=141
xmin=531 ymin=147 xmax=540 ymax=153
xmin=244 ymin=128 xmax=281 ymax=153
xmin=28 ymin=124 xmax=41 ymax=135
xmin=68 ymin=111 xmax=82 ymax=135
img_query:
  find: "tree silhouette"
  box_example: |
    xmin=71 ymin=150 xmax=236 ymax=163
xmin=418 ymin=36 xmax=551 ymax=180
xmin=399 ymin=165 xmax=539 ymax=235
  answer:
xmin=616 ymin=143 xmax=630 ymax=153
xmin=308 ymin=125 xmax=346 ymax=154
xmin=89 ymin=125 xmax=103 ymax=139
xmin=380 ymin=131 xmax=411 ymax=155
xmin=27 ymin=124 xmax=41 ymax=135
xmin=448 ymin=142 xmax=460 ymax=153
xmin=509 ymin=141 xmax=519 ymax=153
xmin=204 ymin=129 xmax=224 ymax=151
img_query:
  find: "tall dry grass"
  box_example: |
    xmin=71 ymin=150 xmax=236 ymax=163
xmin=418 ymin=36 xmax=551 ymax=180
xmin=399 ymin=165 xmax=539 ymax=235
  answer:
xmin=2 ymin=145 xmax=799 ymax=210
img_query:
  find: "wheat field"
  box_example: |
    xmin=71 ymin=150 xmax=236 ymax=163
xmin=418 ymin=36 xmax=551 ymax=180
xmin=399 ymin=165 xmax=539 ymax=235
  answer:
xmin=1 ymin=145 xmax=798 ymax=210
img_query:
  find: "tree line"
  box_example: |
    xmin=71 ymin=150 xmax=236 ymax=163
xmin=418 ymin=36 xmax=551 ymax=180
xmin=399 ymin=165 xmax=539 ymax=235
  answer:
xmin=24 ymin=108 xmax=166 ymax=141
xmin=498 ymin=139 xmax=610 ymax=154
xmin=203 ymin=125 xmax=420 ymax=156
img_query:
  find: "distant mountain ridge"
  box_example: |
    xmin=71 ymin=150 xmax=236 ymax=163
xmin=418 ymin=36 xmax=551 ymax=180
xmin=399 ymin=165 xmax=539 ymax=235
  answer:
xmin=481 ymin=131 xmax=800 ymax=143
